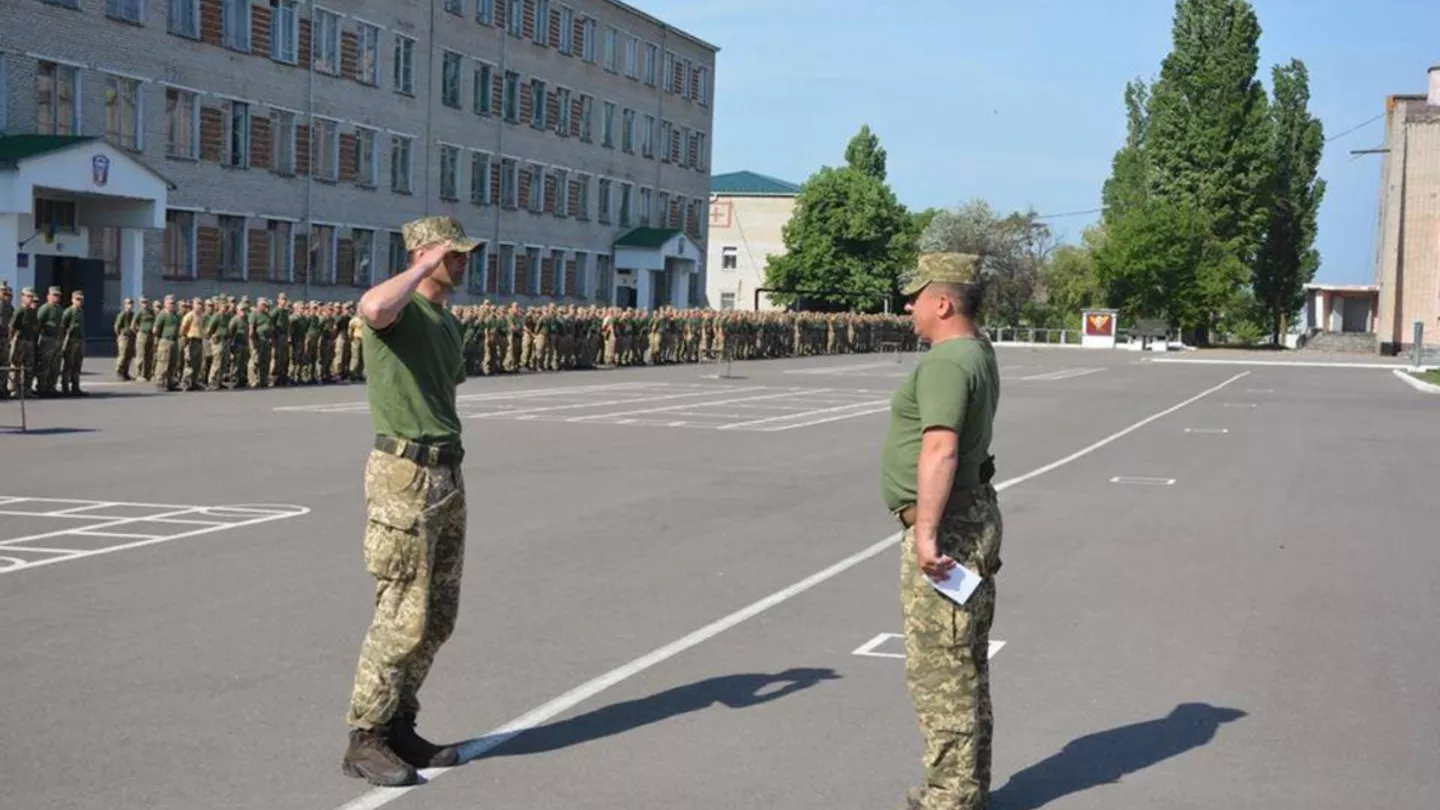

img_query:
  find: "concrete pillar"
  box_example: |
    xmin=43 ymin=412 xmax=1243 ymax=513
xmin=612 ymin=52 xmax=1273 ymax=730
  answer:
xmin=0 ymin=215 xmax=19 ymax=291
xmin=673 ymin=266 xmax=689 ymax=308
xmin=634 ymin=265 xmax=650 ymax=311
xmin=121 ymin=228 xmax=145 ymax=303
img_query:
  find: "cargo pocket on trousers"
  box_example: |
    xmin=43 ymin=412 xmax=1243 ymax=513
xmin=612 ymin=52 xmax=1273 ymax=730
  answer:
xmin=363 ymin=511 xmax=425 ymax=581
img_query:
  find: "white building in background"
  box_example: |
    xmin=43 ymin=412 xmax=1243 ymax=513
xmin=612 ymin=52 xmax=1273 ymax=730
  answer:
xmin=706 ymin=169 xmax=800 ymax=311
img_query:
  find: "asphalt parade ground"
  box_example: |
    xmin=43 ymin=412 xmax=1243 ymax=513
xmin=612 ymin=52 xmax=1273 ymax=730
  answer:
xmin=2 ymin=346 xmax=1438 ymax=810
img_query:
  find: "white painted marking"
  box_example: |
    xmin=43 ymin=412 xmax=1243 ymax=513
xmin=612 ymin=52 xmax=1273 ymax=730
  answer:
xmin=1244 ymin=388 xmax=1275 ymax=393
xmin=45 ymin=502 xmax=121 ymax=516
xmin=328 ymin=370 xmax=1251 ymax=810
xmin=1151 ymin=358 xmax=1410 ymax=369
xmin=852 ymin=632 xmax=906 ymax=659
xmin=274 ymin=382 xmax=647 ymax=413
xmin=467 ymin=386 xmax=768 ymax=419
xmin=1017 ymin=367 xmax=1105 ymax=381
xmin=716 ymin=398 xmax=890 ymax=430
xmin=1184 ymin=428 xmax=1229 ymax=434
xmin=0 ymin=507 xmax=208 ymax=547
xmin=0 ymin=556 xmax=30 ymax=570
xmin=1223 ymin=403 xmax=1258 ymax=408
xmin=761 ymin=404 xmax=895 ymax=431
xmin=785 ymin=361 xmax=900 ymax=375
xmin=70 ymin=531 xmax=169 ymax=540
xmin=1392 ymin=368 xmax=1440 ymax=394
xmin=1109 ymin=476 xmax=1176 ymax=486
xmin=4 ymin=545 xmax=85 ymax=554
xmin=567 ymin=389 xmax=822 ymax=423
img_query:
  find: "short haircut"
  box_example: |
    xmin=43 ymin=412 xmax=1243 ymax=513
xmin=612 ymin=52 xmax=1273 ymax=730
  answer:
xmin=929 ymin=281 xmax=984 ymax=318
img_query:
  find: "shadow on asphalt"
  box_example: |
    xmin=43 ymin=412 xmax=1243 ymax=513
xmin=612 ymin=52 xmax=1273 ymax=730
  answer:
xmin=465 ymin=667 xmax=841 ymax=761
xmin=0 ymin=426 xmax=100 ymax=436
xmin=993 ymin=702 xmax=1247 ymax=810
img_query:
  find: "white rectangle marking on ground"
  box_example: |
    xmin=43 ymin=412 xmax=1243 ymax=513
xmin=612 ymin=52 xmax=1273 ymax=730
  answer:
xmin=1185 ymin=428 xmax=1229 ymax=434
xmin=1109 ymin=476 xmax=1176 ymax=486
xmin=328 ymin=371 xmax=1253 ymax=810
xmin=852 ymin=633 xmax=1006 ymax=660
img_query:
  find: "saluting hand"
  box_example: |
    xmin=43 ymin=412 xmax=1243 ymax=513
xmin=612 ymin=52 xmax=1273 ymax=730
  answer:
xmin=416 ymin=241 xmax=454 ymax=274
xmin=916 ymin=531 xmax=956 ymax=582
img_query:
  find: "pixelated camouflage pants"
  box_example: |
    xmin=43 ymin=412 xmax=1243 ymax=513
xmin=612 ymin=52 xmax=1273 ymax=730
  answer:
xmin=347 ymin=449 xmax=467 ymax=729
xmin=901 ymin=484 xmax=1003 ymax=810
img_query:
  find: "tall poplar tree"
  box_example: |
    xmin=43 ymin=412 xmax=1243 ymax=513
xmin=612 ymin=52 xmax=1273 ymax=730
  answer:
xmin=1254 ymin=59 xmax=1326 ymax=340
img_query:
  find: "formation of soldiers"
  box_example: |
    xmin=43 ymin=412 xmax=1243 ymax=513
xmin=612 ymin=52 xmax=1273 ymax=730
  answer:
xmin=5 ymin=283 xmax=919 ymax=396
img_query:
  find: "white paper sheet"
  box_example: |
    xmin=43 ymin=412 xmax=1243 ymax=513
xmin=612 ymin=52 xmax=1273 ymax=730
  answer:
xmin=928 ymin=564 xmax=983 ymax=606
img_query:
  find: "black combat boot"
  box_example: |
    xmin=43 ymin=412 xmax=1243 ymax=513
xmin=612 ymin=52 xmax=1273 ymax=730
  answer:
xmin=341 ymin=727 xmax=419 ymax=786
xmin=388 ymin=713 xmax=462 ymax=768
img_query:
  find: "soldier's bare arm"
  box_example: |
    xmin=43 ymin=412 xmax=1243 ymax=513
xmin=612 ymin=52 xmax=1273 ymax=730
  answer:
xmin=358 ymin=241 xmax=453 ymax=331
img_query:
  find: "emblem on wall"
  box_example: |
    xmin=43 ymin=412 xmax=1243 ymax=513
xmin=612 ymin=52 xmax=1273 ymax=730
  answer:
xmin=1085 ymin=312 xmax=1114 ymax=336
xmin=92 ymin=155 xmax=111 ymax=187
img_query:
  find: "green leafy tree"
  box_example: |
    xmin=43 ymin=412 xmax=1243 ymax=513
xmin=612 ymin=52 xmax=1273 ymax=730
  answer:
xmin=763 ymin=127 xmax=911 ymax=311
xmin=1039 ymin=227 xmax=1107 ymax=329
xmin=1101 ymin=79 xmax=1152 ymax=226
xmin=1254 ymin=59 xmax=1326 ymax=341
xmin=917 ymin=199 xmax=1054 ymax=327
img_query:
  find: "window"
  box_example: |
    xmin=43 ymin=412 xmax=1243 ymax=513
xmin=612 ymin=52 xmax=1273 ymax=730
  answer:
xmin=357 ymin=23 xmax=381 ymax=86
xmin=663 ymin=51 xmax=676 ymax=93
xmin=530 ymin=79 xmax=547 ymax=129
xmin=313 ymin=9 xmax=340 ymax=74
xmin=267 ymin=220 xmax=293 ymax=282
xmin=388 ymin=232 xmax=407 ymax=277
xmin=105 ymin=75 xmax=141 ymax=150
xmin=720 ymin=292 xmax=735 ymax=311
xmin=271 ymin=1 xmax=299 ymax=63
xmin=270 ymin=110 xmax=295 ymax=174
xmin=218 ymin=215 xmax=247 ymax=280
xmin=442 ymin=52 xmax=463 ymax=109
xmin=657 ymin=191 xmax=670 ymax=225
xmin=623 ymin=35 xmax=638 ymax=79
xmin=559 ymin=6 xmax=574 ymax=53
xmin=164 ymin=210 xmax=196 ymax=278
xmin=352 ymin=229 xmax=375 ymax=286
xmin=575 ymin=174 xmax=590 ymax=220
xmin=644 ymin=43 xmax=658 ymax=85
xmin=390 ymin=135 xmax=412 ymax=193
xmin=695 ymin=132 xmax=708 ymax=171
xmin=507 ymin=0 xmax=523 ymax=36
xmin=597 ymin=178 xmax=612 ymax=224
xmin=722 ymin=246 xmax=737 ymax=269
xmin=499 ymin=243 xmax=516 ymax=293
xmin=534 ymin=0 xmax=550 ymax=45
xmin=696 ymin=67 xmax=709 ymax=105
xmin=581 ymin=18 xmax=596 ymax=61
xmin=619 ymin=182 xmax=632 ymax=227
xmin=311 ymin=224 xmax=337 ymax=284
xmin=168 ymin=0 xmax=198 ymax=38
xmin=222 ymin=0 xmax=251 ymax=52
xmin=553 ymin=168 xmax=569 ymax=217
xmin=165 ymin=88 xmax=197 ymax=158
xmin=526 ymin=247 xmax=542 ymax=293
xmin=468 ymin=249 xmax=489 ymax=294
xmin=470 ymin=152 xmax=491 ymax=205
xmin=473 ymin=62 xmax=493 ymax=115
xmin=476 ymin=0 xmax=494 ymax=25
xmin=603 ymin=27 xmax=617 ymax=71
xmin=0 ymin=55 xmax=7 ymax=135
xmin=312 ymin=118 xmax=338 ymax=180
xmin=574 ymin=251 xmax=590 ymax=298
xmin=501 ymin=158 xmax=518 ymax=208
xmin=439 ymin=145 xmax=460 ymax=200
xmin=35 ymin=198 xmax=78 ymax=234
xmin=527 ymin=163 xmax=545 ymax=213
xmin=659 ymin=120 xmax=672 ymax=162
xmin=393 ymin=35 xmax=415 ymax=94
xmin=36 ymin=62 xmax=78 ymax=137
xmin=621 ymin=108 xmax=635 ymax=153
xmin=445 ymin=0 xmax=464 ymax=15
xmin=639 ymin=187 xmax=652 ymax=227
xmin=556 ymin=87 xmax=571 ymax=134
xmin=355 ymin=127 xmax=377 ymax=185
xmin=503 ymin=71 xmax=520 ymax=122
xmin=642 ymin=114 xmax=655 ymax=158
xmin=579 ymin=95 xmax=593 ymax=141
xmin=601 ymin=102 xmax=615 ymax=148
xmin=224 ymin=101 xmax=250 ymax=168
xmin=107 ymin=0 xmax=142 ymax=23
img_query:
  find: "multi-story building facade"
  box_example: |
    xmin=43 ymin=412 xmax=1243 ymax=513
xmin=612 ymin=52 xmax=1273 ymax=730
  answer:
xmin=0 ymin=0 xmax=717 ymax=340
xmin=1371 ymin=65 xmax=1440 ymax=356
xmin=705 ymin=169 xmax=800 ymax=312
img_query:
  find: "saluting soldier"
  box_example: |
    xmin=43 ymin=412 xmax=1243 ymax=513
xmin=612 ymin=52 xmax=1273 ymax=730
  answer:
xmin=880 ymin=253 xmax=1003 ymax=810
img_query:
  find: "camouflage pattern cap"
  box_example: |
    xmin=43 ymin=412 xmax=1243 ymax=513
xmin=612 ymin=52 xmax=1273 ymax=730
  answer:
xmin=901 ymin=252 xmax=982 ymax=296
xmin=402 ymin=215 xmax=481 ymax=254
xmin=21 ymin=286 xmax=35 ymax=297
xmin=48 ymin=285 xmax=62 ymax=295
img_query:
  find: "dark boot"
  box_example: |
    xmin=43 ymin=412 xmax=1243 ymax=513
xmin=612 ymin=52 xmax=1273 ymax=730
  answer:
xmin=341 ymin=727 xmax=419 ymax=786
xmin=388 ymin=713 xmax=461 ymax=768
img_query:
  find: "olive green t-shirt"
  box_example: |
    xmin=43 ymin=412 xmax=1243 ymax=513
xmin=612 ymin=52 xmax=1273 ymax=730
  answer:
xmin=154 ymin=311 xmax=180 ymax=340
xmin=364 ymin=293 xmax=465 ymax=448
xmin=879 ymin=336 xmax=1000 ymax=512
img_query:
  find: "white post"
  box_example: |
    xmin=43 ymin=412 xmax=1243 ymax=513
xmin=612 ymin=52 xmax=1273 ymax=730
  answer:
xmin=635 ymin=265 xmax=651 ymax=310
xmin=673 ymin=266 xmax=690 ymax=308
xmin=121 ymin=227 xmax=145 ymax=303
xmin=0 ymin=215 xmax=19 ymax=291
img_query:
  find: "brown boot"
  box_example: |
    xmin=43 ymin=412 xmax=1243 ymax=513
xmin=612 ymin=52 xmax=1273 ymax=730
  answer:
xmin=388 ymin=713 xmax=461 ymax=768
xmin=341 ymin=727 xmax=419 ymax=786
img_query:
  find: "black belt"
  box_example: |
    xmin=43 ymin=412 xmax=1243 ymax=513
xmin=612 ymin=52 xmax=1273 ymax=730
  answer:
xmin=374 ymin=435 xmax=464 ymax=467
xmin=893 ymin=456 xmax=996 ymax=529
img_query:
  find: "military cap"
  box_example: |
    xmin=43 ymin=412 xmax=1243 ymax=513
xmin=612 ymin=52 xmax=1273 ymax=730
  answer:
xmin=123 ymin=297 xmax=133 ymax=304
xmin=901 ymin=252 xmax=982 ymax=296
xmin=21 ymin=286 xmax=35 ymax=297
xmin=48 ymin=285 xmax=62 ymax=295
xmin=402 ymin=215 xmax=481 ymax=253
xmin=139 ymin=296 xmax=149 ymax=303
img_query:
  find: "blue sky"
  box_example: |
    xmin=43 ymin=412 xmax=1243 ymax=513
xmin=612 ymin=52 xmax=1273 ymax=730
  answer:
xmin=642 ymin=0 xmax=1440 ymax=285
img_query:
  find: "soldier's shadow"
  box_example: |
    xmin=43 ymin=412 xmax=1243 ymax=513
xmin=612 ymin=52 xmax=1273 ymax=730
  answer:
xmin=456 ymin=667 xmax=841 ymax=764
xmin=993 ymin=702 xmax=1247 ymax=810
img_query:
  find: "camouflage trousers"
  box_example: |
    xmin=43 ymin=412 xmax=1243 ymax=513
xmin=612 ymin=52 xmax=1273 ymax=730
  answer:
xmin=900 ymin=484 xmax=1003 ymax=810
xmin=347 ymin=449 xmax=467 ymax=730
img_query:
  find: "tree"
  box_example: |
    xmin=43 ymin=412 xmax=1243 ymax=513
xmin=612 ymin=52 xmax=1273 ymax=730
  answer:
xmin=1039 ymin=227 xmax=1107 ymax=329
xmin=1101 ymin=79 xmax=1152 ymax=226
xmin=762 ymin=127 xmax=912 ymax=311
xmin=1093 ymin=198 xmax=1219 ymax=329
xmin=917 ymin=199 xmax=1055 ymax=327
xmin=1254 ymin=59 xmax=1326 ymax=341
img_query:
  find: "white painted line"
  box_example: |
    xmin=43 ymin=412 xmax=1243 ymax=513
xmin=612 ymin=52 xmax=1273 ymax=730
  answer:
xmin=0 ymin=497 xmax=23 ymax=507
xmin=0 ymin=507 xmax=208 ymax=547
xmin=717 ymin=398 xmax=889 ymax=430
xmin=785 ymin=361 xmax=899 ymax=375
xmin=1017 ymin=367 xmax=1105 ymax=381
xmin=852 ymin=632 xmax=905 ymax=659
xmin=1244 ymin=388 xmax=1275 ymax=393
xmin=328 ymin=370 xmax=1249 ymax=810
xmin=273 ymin=382 xmax=648 ymax=413
xmin=1109 ymin=476 xmax=1176 ymax=486
xmin=1184 ymin=428 xmax=1229 ymax=434
xmin=758 ymin=404 xmax=894 ymax=431
xmin=0 ymin=509 xmax=135 ymax=520
xmin=567 ymin=389 xmax=823 ymax=423
xmin=1223 ymin=403 xmax=1258 ymax=408
xmin=70 ymin=531 xmax=169 ymax=540
xmin=467 ymin=387 xmax=768 ymax=419
xmin=1151 ymin=358 xmax=1410 ymax=369
xmin=43 ymin=502 xmax=121 ymax=516
xmin=3 ymin=546 xmax=86 ymax=554
xmin=1392 ymin=368 xmax=1440 ymax=394
xmin=0 ymin=556 xmax=30 ymax=570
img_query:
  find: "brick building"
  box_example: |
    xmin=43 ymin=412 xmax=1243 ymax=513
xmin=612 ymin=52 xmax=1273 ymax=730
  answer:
xmin=0 ymin=0 xmax=717 ymax=339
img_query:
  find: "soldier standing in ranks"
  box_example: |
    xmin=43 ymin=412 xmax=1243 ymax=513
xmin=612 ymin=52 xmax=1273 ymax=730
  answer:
xmin=8 ymin=287 xmax=38 ymax=397
xmin=132 ymin=297 xmax=156 ymax=381
xmin=248 ymin=297 xmax=274 ymax=388
xmin=331 ymin=302 xmax=351 ymax=382
xmin=0 ymin=282 xmax=12 ymax=400
xmin=880 ymin=253 xmax=1002 ymax=810
xmin=288 ymin=301 xmax=308 ymax=384
xmin=205 ymin=297 xmax=230 ymax=391
xmin=227 ymin=299 xmax=250 ymax=389
xmin=179 ymin=297 xmax=205 ymax=391
xmin=303 ymin=302 xmax=323 ymax=384
xmin=151 ymin=295 xmax=181 ymax=392
xmin=113 ymin=297 xmax=135 ymax=380
xmin=58 ymin=289 xmax=87 ymax=396
xmin=271 ymin=293 xmax=291 ymax=386
xmin=33 ymin=285 xmax=64 ymax=396
xmin=348 ymin=307 xmax=365 ymax=382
